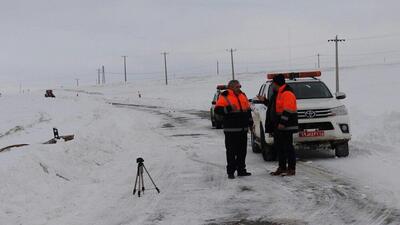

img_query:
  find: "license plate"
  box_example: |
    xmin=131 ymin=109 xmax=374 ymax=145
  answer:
xmin=299 ymin=130 xmax=325 ymax=137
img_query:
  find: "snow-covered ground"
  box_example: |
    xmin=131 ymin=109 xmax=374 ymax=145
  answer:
xmin=1 ymin=64 xmax=400 ymax=225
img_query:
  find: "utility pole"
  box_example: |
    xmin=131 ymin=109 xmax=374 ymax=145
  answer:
xmin=122 ymin=56 xmax=127 ymax=83
xmin=328 ymin=35 xmax=345 ymax=93
xmin=161 ymin=52 xmax=168 ymax=85
xmin=216 ymin=60 xmax=219 ymax=75
xmin=75 ymin=78 xmax=79 ymax=96
xmin=317 ymin=53 xmax=320 ymax=68
xmin=226 ymin=48 xmax=237 ymax=80
xmin=102 ymin=65 xmax=105 ymax=84
xmin=97 ymin=68 xmax=101 ymax=85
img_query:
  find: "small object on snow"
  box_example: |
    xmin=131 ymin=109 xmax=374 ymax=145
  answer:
xmin=44 ymin=89 xmax=55 ymax=98
xmin=43 ymin=128 xmax=74 ymax=144
xmin=132 ymin=157 xmax=160 ymax=197
xmin=0 ymin=144 xmax=29 ymax=152
xmin=43 ymin=135 xmax=74 ymax=144
xmin=0 ymin=128 xmax=74 ymax=152
xmin=53 ymin=128 xmax=60 ymax=139
xmin=138 ymin=91 xmax=141 ymax=98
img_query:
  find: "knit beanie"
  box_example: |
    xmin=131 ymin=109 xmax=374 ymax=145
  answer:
xmin=272 ymin=74 xmax=285 ymax=86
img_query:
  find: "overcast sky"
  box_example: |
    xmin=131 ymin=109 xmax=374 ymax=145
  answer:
xmin=1 ymin=0 xmax=400 ymax=89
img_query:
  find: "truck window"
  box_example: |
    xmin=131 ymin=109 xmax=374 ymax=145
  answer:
xmin=290 ymin=81 xmax=333 ymax=99
xmin=258 ymin=84 xmax=265 ymax=96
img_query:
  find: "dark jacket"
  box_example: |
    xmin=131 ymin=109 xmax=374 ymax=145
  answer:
xmin=263 ymin=91 xmax=278 ymax=134
xmin=214 ymin=89 xmax=253 ymax=132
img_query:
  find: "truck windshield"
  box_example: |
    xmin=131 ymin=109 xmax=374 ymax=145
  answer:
xmin=289 ymin=82 xmax=333 ymax=99
xmin=267 ymin=81 xmax=333 ymax=99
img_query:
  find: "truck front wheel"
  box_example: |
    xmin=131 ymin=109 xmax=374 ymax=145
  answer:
xmin=335 ymin=142 xmax=349 ymax=157
xmin=251 ymin=130 xmax=261 ymax=153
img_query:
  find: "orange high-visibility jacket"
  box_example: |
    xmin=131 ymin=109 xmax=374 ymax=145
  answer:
xmin=275 ymin=84 xmax=298 ymax=132
xmin=215 ymin=89 xmax=253 ymax=132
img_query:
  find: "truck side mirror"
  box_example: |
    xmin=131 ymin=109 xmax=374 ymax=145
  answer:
xmin=335 ymin=92 xmax=346 ymax=100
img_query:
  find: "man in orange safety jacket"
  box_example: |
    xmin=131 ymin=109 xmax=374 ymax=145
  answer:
xmin=269 ymin=74 xmax=299 ymax=176
xmin=214 ymin=80 xmax=253 ymax=179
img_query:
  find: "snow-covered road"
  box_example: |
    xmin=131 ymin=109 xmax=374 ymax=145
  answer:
xmin=111 ymin=102 xmax=400 ymax=225
xmin=2 ymin=64 xmax=400 ymax=225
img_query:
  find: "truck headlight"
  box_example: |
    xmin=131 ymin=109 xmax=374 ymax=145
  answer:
xmin=331 ymin=105 xmax=348 ymax=116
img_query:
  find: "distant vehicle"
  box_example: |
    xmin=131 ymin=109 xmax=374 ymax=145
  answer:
xmin=45 ymin=90 xmax=55 ymax=98
xmin=250 ymin=71 xmax=351 ymax=160
xmin=210 ymin=85 xmax=227 ymax=129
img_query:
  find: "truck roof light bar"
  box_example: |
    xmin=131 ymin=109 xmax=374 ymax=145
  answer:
xmin=267 ymin=71 xmax=321 ymax=80
xmin=216 ymin=85 xmax=227 ymax=90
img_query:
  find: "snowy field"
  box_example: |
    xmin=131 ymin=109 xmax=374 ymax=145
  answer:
xmin=1 ymin=64 xmax=400 ymax=225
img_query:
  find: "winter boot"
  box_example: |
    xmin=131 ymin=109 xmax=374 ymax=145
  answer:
xmin=237 ymin=170 xmax=252 ymax=176
xmin=270 ymin=167 xmax=287 ymax=176
xmin=283 ymin=169 xmax=296 ymax=176
xmin=228 ymin=174 xmax=235 ymax=179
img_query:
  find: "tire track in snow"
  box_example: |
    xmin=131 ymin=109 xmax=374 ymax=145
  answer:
xmin=0 ymin=112 xmax=51 ymax=139
xmin=295 ymin=162 xmax=400 ymax=225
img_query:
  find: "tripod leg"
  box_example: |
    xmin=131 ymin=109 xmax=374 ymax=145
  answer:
xmin=138 ymin=165 xmax=144 ymax=197
xmin=141 ymin=167 xmax=145 ymax=192
xmin=133 ymin=164 xmax=140 ymax=195
xmin=143 ymin=165 xmax=160 ymax=193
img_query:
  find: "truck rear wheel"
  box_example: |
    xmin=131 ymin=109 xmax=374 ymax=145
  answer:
xmin=335 ymin=142 xmax=349 ymax=157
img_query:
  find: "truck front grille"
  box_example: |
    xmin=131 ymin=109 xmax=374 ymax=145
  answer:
xmin=299 ymin=122 xmax=334 ymax=131
xmin=298 ymin=108 xmax=333 ymax=119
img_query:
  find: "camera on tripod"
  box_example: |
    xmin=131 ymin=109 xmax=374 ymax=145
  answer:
xmin=133 ymin=157 xmax=160 ymax=197
xmin=136 ymin=157 xmax=144 ymax=163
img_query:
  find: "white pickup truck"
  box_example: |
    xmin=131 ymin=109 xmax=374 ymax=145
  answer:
xmin=250 ymin=71 xmax=351 ymax=161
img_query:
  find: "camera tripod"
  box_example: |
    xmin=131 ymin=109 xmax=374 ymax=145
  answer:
xmin=133 ymin=158 xmax=160 ymax=197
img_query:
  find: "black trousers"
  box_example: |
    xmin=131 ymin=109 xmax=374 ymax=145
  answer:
xmin=224 ymin=131 xmax=248 ymax=175
xmin=275 ymin=130 xmax=296 ymax=170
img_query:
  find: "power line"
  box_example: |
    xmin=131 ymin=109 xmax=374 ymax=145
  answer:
xmin=347 ymin=33 xmax=400 ymax=41
xmin=341 ymin=49 xmax=400 ymax=56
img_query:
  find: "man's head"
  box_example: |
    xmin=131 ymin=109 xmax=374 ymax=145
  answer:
xmin=227 ymin=80 xmax=242 ymax=94
xmin=272 ymin=74 xmax=285 ymax=89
